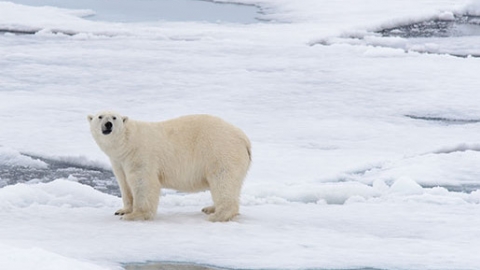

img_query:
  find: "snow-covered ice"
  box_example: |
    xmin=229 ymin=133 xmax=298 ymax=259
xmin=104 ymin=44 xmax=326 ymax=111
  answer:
xmin=1 ymin=0 xmax=480 ymax=269
xmin=5 ymin=0 xmax=260 ymax=24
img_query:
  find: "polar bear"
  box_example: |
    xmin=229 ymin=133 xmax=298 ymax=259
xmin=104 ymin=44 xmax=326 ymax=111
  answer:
xmin=88 ymin=111 xmax=251 ymax=222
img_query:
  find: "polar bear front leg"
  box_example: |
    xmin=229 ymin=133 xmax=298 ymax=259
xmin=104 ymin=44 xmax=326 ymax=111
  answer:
xmin=112 ymin=163 xmax=133 ymax=216
xmin=121 ymin=171 xmax=161 ymax=221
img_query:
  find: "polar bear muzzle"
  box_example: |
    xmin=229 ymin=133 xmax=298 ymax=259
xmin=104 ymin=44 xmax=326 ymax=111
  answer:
xmin=102 ymin=121 xmax=113 ymax=135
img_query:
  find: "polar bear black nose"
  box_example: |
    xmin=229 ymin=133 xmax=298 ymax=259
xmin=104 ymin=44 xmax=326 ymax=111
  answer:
xmin=105 ymin=122 xmax=113 ymax=129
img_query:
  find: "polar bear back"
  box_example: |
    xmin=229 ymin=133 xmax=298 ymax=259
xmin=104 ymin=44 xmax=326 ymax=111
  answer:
xmin=124 ymin=114 xmax=251 ymax=192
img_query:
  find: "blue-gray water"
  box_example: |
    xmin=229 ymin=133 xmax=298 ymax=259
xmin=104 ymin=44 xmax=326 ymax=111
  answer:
xmin=8 ymin=0 xmax=260 ymax=23
xmin=378 ymin=14 xmax=480 ymax=38
xmin=124 ymin=262 xmax=385 ymax=270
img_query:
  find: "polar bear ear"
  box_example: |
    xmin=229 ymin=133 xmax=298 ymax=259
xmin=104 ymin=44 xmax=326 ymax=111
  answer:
xmin=87 ymin=115 xmax=94 ymax=122
xmin=122 ymin=116 xmax=128 ymax=123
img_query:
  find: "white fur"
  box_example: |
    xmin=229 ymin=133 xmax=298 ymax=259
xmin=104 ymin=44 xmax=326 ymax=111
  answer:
xmin=88 ymin=111 xmax=251 ymax=222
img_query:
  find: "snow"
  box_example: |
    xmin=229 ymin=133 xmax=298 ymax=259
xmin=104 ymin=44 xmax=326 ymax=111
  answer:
xmin=0 ymin=146 xmax=47 ymax=168
xmin=438 ymin=11 xmax=456 ymax=21
xmin=0 ymin=243 xmax=113 ymax=270
xmin=1 ymin=0 xmax=480 ymax=269
xmin=388 ymin=176 xmax=424 ymax=195
xmin=1 ymin=179 xmax=480 ymax=270
xmin=5 ymin=0 xmax=259 ymax=24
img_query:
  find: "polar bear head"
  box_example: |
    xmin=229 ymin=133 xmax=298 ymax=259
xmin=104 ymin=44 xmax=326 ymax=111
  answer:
xmin=88 ymin=111 xmax=128 ymax=139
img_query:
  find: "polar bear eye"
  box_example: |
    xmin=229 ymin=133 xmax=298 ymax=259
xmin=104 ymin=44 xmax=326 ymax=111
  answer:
xmin=98 ymin=116 xmax=103 ymax=120
xmin=113 ymin=116 xmax=117 ymax=120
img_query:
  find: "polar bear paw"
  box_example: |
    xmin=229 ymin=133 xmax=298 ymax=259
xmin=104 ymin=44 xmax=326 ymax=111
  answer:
xmin=207 ymin=209 xmax=238 ymax=222
xmin=114 ymin=208 xmax=132 ymax=216
xmin=201 ymin=206 xmax=216 ymax=214
xmin=208 ymin=213 xmax=238 ymax=222
xmin=121 ymin=211 xmax=155 ymax=221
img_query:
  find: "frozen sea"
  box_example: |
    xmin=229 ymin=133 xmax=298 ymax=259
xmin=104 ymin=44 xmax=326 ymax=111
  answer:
xmin=4 ymin=0 xmax=261 ymax=23
xmin=1 ymin=0 xmax=480 ymax=269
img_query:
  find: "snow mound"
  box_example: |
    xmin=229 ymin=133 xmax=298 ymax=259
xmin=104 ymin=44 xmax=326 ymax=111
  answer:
xmin=0 ymin=179 xmax=119 ymax=210
xmin=0 ymin=244 xmax=111 ymax=270
xmin=0 ymin=146 xmax=47 ymax=168
xmin=244 ymin=181 xmax=381 ymax=204
xmin=0 ymin=1 xmax=94 ymax=22
xmin=438 ymin=11 xmax=455 ymax=21
xmin=388 ymin=176 xmax=424 ymax=195
xmin=464 ymin=0 xmax=480 ymax=16
xmin=0 ymin=2 xmax=100 ymax=34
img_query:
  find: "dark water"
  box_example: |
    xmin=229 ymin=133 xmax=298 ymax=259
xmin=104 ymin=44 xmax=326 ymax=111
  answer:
xmin=378 ymin=14 xmax=480 ymax=38
xmin=405 ymin=114 xmax=480 ymax=125
xmin=0 ymin=154 xmax=120 ymax=196
xmin=124 ymin=262 xmax=384 ymax=270
xmin=125 ymin=262 xmax=223 ymax=270
xmin=313 ymin=13 xmax=480 ymax=58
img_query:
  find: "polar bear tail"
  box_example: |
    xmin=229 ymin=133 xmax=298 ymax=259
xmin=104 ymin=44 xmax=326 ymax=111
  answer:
xmin=245 ymin=138 xmax=252 ymax=162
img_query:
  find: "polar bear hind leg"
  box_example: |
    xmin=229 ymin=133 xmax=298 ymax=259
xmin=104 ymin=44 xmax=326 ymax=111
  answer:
xmin=205 ymin=167 xmax=246 ymax=222
xmin=208 ymin=185 xmax=240 ymax=222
